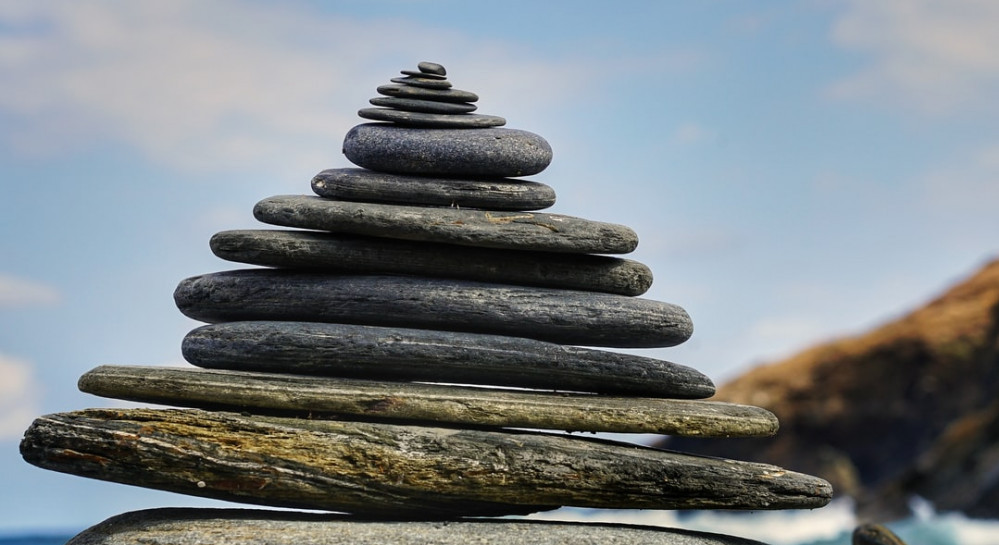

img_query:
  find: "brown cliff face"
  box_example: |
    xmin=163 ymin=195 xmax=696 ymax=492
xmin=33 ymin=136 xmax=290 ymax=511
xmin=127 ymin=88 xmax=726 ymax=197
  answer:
xmin=663 ymin=258 xmax=999 ymax=519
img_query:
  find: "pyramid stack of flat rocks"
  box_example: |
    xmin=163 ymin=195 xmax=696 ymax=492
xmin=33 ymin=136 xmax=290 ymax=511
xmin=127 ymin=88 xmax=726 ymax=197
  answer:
xmin=20 ymin=63 xmax=832 ymax=545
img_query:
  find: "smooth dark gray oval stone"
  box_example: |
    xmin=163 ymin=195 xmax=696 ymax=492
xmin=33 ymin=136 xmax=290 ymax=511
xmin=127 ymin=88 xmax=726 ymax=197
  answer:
xmin=401 ymin=69 xmax=447 ymax=80
xmin=343 ymin=124 xmax=551 ymax=177
xmin=182 ymin=321 xmax=712 ymax=398
xmin=390 ymin=76 xmax=453 ymax=89
xmin=254 ymin=195 xmax=635 ymax=254
xmin=173 ymin=270 xmax=693 ymax=348
xmin=311 ymin=168 xmax=555 ymax=210
xmin=78 ymin=366 xmax=767 ymax=436
xmin=377 ymin=83 xmax=478 ymax=103
xmin=369 ymin=96 xmax=477 ymax=114
xmin=210 ymin=231 xmax=651 ymax=295
xmin=358 ymin=108 xmax=506 ymax=128
xmin=67 ymin=508 xmax=771 ymax=545
xmin=418 ymin=61 xmax=446 ymax=75
xmin=22 ymin=409 xmax=833 ymax=516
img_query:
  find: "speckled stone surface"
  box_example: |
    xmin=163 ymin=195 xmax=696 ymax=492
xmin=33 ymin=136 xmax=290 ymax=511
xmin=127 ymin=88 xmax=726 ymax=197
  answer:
xmin=357 ymin=108 xmax=506 ymax=128
xmin=343 ymin=123 xmax=552 ymax=177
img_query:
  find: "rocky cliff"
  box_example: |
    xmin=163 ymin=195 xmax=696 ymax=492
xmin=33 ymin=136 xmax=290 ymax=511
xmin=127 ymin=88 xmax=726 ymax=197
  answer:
xmin=662 ymin=258 xmax=999 ymax=520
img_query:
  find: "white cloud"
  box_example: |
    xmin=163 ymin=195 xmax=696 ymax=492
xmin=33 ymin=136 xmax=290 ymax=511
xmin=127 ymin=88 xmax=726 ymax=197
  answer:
xmin=828 ymin=0 xmax=999 ymax=115
xmin=0 ymin=354 xmax=42 ymax=440
xmin=0 ymin=1 xmax=592 ymax=174
xmin=0 ymin=273 xmax=60 ymax=307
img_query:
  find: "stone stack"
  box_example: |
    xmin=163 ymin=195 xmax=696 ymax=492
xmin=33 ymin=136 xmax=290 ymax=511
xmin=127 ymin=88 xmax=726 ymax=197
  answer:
xmin=20 ymin=63 xmax=833 ymax=545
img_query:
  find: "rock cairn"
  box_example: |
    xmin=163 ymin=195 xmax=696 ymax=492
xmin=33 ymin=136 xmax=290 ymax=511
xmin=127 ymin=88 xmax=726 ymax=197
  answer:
xmin=21 ymin=63 xmax=833 ymax=545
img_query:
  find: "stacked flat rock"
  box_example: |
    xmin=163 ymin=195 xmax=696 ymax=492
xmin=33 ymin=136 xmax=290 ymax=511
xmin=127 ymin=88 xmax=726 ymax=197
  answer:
xmin=20 ymin=63 xmax=833 ymax=545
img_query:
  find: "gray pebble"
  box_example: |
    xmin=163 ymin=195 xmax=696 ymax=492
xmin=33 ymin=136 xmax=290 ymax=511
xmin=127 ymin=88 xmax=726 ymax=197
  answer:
xmin=377 ymin=83 xmax=478 ymax=103
xmin=357 ymin=108 xmax=506 ymax=128
xmin=400 ymin=69 xmax=447 ymax=80
xmin=418 ymin=61 xmax=446 ymax=75
xmin=390 ymin=76 xmax=453 ymax=89
xmin=369 ymin=96 xmax=477 ymax=114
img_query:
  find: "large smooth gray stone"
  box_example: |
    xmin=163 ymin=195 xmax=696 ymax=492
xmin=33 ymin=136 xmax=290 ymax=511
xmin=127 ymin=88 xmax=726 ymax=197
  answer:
xmin=67 ymin=508 xmax=770 ymax=545
xmin=22 ymin=409 xmax=833 ymax=516
xmin=311 ymin=168 xmax=556 ymax=210
xmin=182 ymin=321 xmax=713 ymax=398
xmin=342 ymin=123 xmax=552 ymax=177
xmin=358 ymin=108 xmax=506 ymax=128
xmin=79 ymin=366 xmax=766 ymax=436
xmin=173 ymin=270 xmax=693 ymax=348
xmin=254 ymin=195 xmax=638 ymax=254
xmin=210 ymin=230 xmax=652 ymax=296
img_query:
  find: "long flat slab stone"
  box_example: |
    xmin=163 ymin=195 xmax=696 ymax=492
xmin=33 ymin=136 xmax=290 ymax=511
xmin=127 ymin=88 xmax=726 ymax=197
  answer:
xmin=67 ymin=508 xmax=770 ymax=545
xmin=311 ymin=168 xmax=557 ymax=210
xmin=78 ymin=366 xmax=770 ymax=436
xmin=22 ymin=409 xmax=833 ymax=516
xmin=254 ymin=195 xmax=638 ymax=254
xmin=173 ymin=270 xmax=693 ymax=348
xmin=210 ymin=230 xmax=653 ymax=296
xmin=182 ymin=321 xmax=714 ymax=398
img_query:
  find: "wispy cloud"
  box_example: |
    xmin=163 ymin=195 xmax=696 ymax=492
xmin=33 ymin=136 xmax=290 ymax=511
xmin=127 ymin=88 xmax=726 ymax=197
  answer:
xmin=0 ymin=353 xmax=41 ymax=440
xmin=828 ymin=0 xmax=999 ymax=116
xmin=0 ymin=273 xmax=59 ymax=307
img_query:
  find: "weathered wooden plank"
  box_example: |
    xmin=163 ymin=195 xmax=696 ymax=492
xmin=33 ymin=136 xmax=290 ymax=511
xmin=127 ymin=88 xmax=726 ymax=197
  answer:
xmin=78 ymin=366 xmax=768 ymax=436
xmin=182 ymin=321 xmax=714 ymax=399
xmin=209 ymin=230 xmax=653 ymax=296
xmin=252 ymin=195 xmax=638 ymax=254
xmin=21 ymin=409 xmax=833 ymax=517
xmin=173 ymin=270 xmax=693 ymax=348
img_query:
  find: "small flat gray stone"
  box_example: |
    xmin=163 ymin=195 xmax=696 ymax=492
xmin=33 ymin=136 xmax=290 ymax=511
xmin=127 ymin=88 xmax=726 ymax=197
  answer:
xmin=369 ymin=96 xmax=477 ymax=114
xmin=68 ymin=508 xmax=771 ymax=545
xmin=182 ymin=321 xmax=712 ymax=398
xmin=22 ymin=408 xmax=833 ymax=516
xmin=311 ymin=167 xmax=555 ymax=210
xmin=401 ymin=69 xmax=447 ymax=80
xmin=173 ymin=270 xmax=693 ymax=348
xmin=377 ymin=83 xmax=478 ymax=103
xmin=358 ymin=108 xmax=506 ymax=128
xmin=390 ymin=76 xmax=453 ymax=89
xmin=418 ymin=61 xmax=446 ymax=75
xmin=78 ymin=365 xmax=770 ymax=436
xmin=210 ymin=231 xmax=651 ymax=295
xmin=343 ymin=123 xmax=551 ymax=177
xmin=254 ymin=195 xmax=634 ymax=253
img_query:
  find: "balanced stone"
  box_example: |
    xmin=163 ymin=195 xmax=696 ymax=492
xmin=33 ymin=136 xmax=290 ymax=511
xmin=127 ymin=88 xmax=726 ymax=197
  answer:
xmin=853 ymin=525 xmax=907 ymax=545
xmin=343 ymin=123 xmax=551 ymax=177
xmin=369 ymin=96 xmax=476 ymax=114
xmin=253 ymin=196 xmax=635 ymax=253
xmin=173 ymin=270 xmax=693 ymax=348
xmin=21 ymin=409 xmax=833 ymax=516
xmin=390 ymin=76 xmax=453 ymax=89
xmin=377 ymin=84 xmax=478 ymax=103
xmin=79 ymin=365 xmax=773 ymax=436
xmin=66 ymin=508 xmax=772 ymax=545
xmin=311 ymin=168 xmax=555 ymax=210
xmin=417 ymin=61 xmax=446 ymax=75
xmin=401 ymin=69 xmax=447 ymax=79
xmin=357 ymin=108 xmax=506 ymax=128
xmin=210 ymin=231 xmax=651 ymax=295
xmin=182 ymin=321 xmax=711 ymax=397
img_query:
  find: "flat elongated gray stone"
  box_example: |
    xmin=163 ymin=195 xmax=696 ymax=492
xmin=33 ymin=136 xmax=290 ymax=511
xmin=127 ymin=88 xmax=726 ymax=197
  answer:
xmin=210 ymin=231 xmax=652 ymax=296
xmin=377 ymin=83 xmax=478 ymax=103
xmin=182 ymin=322 xmax=713 ymax=398
xmin=358 ymin=108 xmax=506 ymax=128
xmin=79 ymin=366 xmax=761 ymax=436
xmin=343 ymin=124 xmax=551 ymax=177
xmin=312 ymin=168 xmax=555 ymax=210
xmin=254 ymin=195 xmax=637 ymax=254
xmin=390 ymin=76 xmax=453 ymax=89
xmin=22 ymin=409 xmax=833 ymax=516
xmin=67 ymin=508 xmax=770 ymax=545
xmin=174 ymin=270 xmax=693 ymax=348
xmin=369 ymin=96 xmax=477 ymax=114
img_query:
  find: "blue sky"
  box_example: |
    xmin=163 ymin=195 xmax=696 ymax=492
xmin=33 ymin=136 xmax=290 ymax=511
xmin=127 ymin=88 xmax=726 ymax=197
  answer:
xmin=2 ymin=0 xmax=999 ymax=535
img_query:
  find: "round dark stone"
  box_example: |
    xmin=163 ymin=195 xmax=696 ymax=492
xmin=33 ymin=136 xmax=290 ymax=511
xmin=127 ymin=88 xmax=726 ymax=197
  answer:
xmin=377 ymin=83 xmax=478 ymax=103
xmin=400 ymin=69 xmax=447 ymax=80
xmin=342 ymin=123 xmax=552 ymax=177
xmin=369 ymin=96 xmax=477 ymax=114
xmin=390 ymin=76 xmax=453 ymax=90
xmin=418 ymin=61 xmax=446 ymax=75
xmin=357 ymin=108 xmax=505 ymax=128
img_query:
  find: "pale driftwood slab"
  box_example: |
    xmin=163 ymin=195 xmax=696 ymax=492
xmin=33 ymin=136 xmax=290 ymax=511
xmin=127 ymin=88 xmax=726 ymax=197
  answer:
xmin=173 ymin=270 xmax=692 ymax=349
xmin=209 ymin=230 xmax=653 ymax=296
xmin=182 ymin=321 xmax=715 ymax=399
xmin=252 ymin=195 xmax=638 ymax=254
xmin=78 ymin=366 xmax=769 ymax=436
xmin=66 ymin=508 xmax=771 ymax=545
xmin=22 ymin=409 xmax=833 ymax=517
